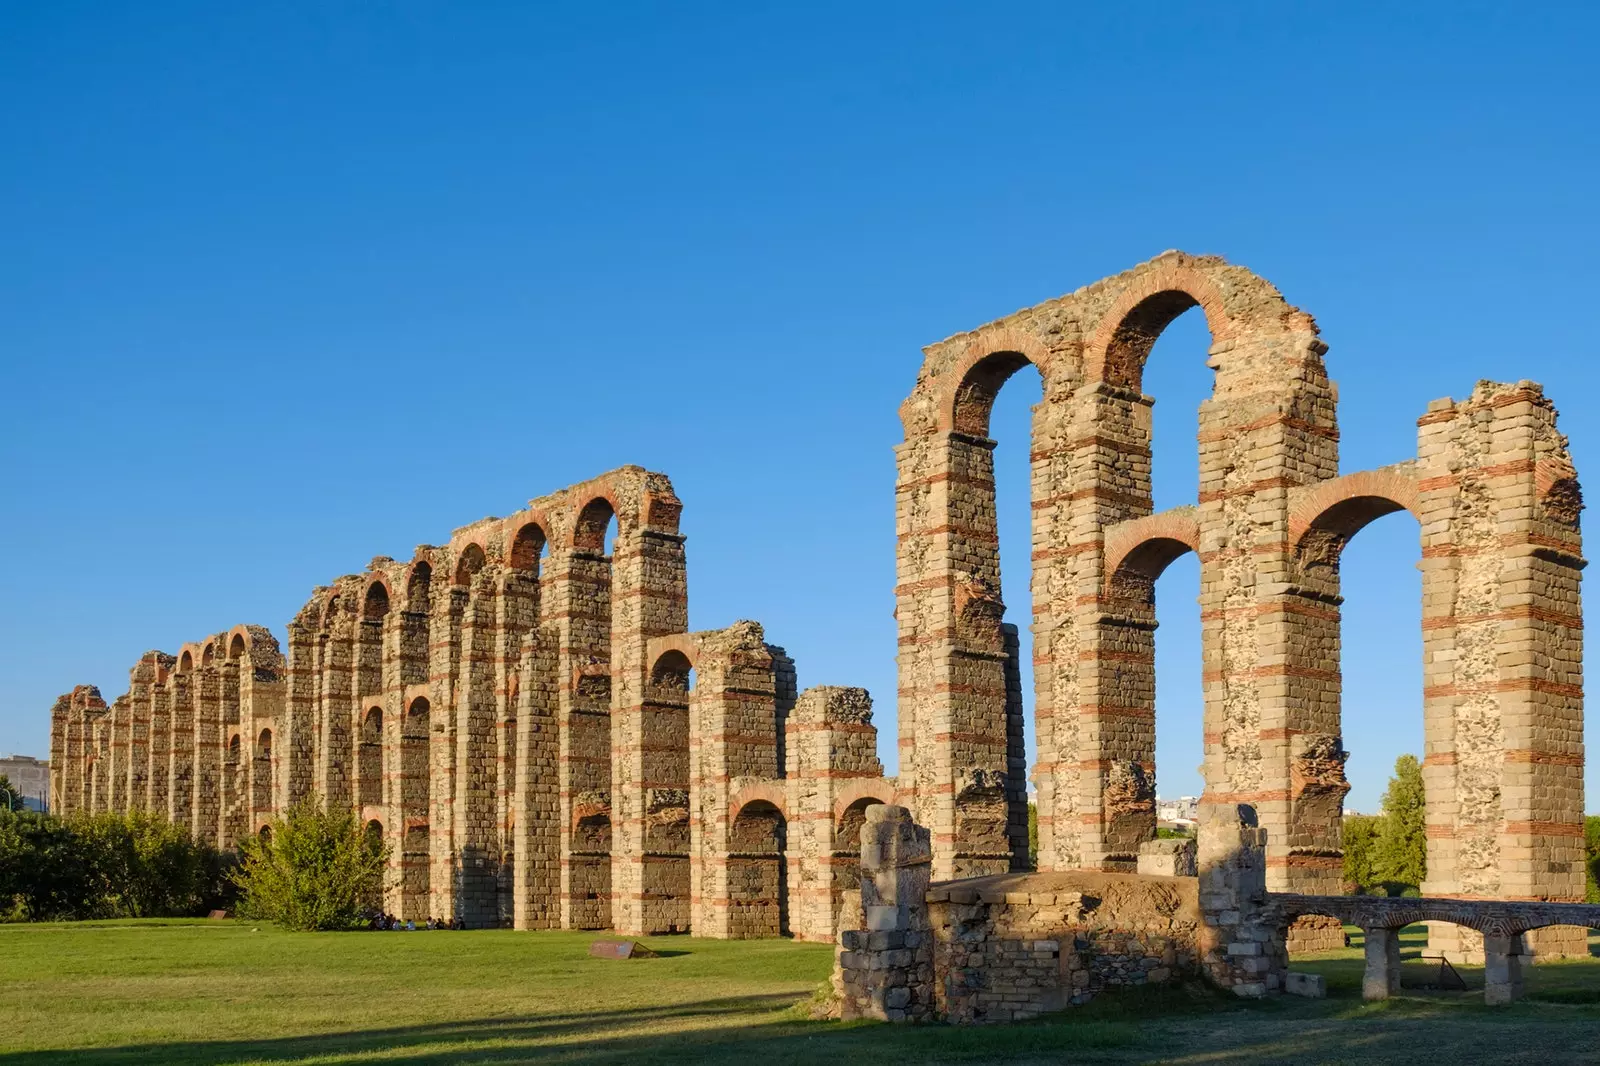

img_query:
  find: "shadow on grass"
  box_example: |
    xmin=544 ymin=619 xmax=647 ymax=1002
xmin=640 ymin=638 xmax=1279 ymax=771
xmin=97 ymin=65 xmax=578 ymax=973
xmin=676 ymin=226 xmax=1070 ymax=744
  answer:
xmin=12 ymin=979 xmax=1600 ymax=1066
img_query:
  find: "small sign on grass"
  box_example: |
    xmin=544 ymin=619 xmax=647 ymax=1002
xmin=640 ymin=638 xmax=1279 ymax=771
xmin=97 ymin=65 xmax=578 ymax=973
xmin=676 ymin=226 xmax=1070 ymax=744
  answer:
xmin=588 ymin=939 xmax=656 ymax=960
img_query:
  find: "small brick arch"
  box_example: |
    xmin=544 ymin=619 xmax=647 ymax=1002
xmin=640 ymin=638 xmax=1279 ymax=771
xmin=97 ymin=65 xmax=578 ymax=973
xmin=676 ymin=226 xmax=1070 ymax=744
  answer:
xmin=569 ymin=488 xmax=624 ymax=550
xmin=831 ymin=781 xmax=897 ymax=827
xmin=729 ymin=781 xmax=789 ymax=823
xmin=317 ymin=588 xmax=344 ymax=630
xmin=402 ymin=557 xmax=435 ymax=612
xmin=504 ymin=514 xmax=552 ymax=572
xmin=1082 ymin=256 xmax=1312 ymax=390
xmin=453 ymin=541 xmax=489 ymax=585
xmin=646 ymin=633 xmax=701 ymax=672
xmin=361 ymin=574 xmax=394 ymax=618
xmin=1287 ymin=468 xmax=1422 ymax=552
xmin=940 ymin=326 xmax=1056 ymax=436
xmin=1102 ymin=510 xmax=1201 ymax=593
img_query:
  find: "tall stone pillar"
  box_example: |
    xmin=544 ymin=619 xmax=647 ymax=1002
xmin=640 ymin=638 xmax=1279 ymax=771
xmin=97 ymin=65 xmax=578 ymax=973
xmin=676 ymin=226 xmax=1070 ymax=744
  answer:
xmin=147 ymin=676 xmax=172 ymax=814
xmin=784 ymin=685 xmax=883 ymax=943
xmin=609 ymin=477 xmax=689 ymax=936
xmin=454 ymin=571 xmax=501 ymax=927
xmin=512 ymin=624 xmax=560 ymax=929
xmin=108 ymin=696 xmax=130 ymax=812
xmin=193 ymin=664 xmax=222 ymax=842
xmin=1418 ymin=382 xmax=1586 ymax=960
xmin=167 ymin=672 xmax=195 ymax=828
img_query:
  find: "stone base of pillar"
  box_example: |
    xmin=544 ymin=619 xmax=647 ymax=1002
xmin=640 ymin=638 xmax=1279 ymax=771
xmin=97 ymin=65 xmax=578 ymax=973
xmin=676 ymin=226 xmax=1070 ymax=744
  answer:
xmin=1483 ymin=934 xmax=1526 ymax=1006
xmin=1361 ymin=927 xmax=1401 ymax=1001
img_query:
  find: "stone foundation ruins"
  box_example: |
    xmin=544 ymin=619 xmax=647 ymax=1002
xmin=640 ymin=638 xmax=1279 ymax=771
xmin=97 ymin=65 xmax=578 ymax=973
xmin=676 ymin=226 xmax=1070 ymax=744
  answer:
xmin=49 ymin=253 xmax=1594 ymax=1000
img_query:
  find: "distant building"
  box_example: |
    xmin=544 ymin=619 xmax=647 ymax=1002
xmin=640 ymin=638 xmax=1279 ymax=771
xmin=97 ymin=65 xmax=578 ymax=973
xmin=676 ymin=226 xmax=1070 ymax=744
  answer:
xmin=1156 ymin=795 xmax=1198 ymax=827
xmin=0 ymin=753 xmax=50 ymax=811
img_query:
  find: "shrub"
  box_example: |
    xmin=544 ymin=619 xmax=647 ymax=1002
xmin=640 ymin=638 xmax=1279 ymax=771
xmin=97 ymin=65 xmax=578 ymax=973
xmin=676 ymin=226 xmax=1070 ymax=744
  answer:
xmin=231 ymin=798 xmax=388 ymax=931
xmin=1342 ymin=814 xmax=1380 ymax=893
xmin=1586 ymin=815 xmax=1598 ymax=905
xmin=0 ymin=809 xmax=230 ymax=922
xmin=0 ymin=809 xmax=99 ymax=920
xmin=72 ymin=810 xmax=219 ymax=918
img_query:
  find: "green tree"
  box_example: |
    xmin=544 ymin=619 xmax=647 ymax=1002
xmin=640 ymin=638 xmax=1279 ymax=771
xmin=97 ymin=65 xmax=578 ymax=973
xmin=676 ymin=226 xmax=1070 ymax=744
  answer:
xmin=0 ymin=774 xmax=23 ymax=812
xmin=1374 ymin=754 xmax=1426 ymax=893
xmin=0 ymin=808 xmax=99 ymax=920
xmin=1027 ymin=802 xmax=1038 ymax=869
xmin=1585 ymin=815 xmax=1599 ymax=905
xmin=1341 ymin=814 xmax=1381 ymax=892
xmin=231 ymin=797 xmax=388 ymax=931
xmin=72 ymin=810 xmax=215 ymax=917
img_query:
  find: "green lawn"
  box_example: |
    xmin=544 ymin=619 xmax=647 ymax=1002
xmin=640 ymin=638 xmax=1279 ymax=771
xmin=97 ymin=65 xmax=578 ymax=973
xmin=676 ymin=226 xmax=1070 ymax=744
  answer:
xmin=1 ymin=920 xmax=1598 ymax=1064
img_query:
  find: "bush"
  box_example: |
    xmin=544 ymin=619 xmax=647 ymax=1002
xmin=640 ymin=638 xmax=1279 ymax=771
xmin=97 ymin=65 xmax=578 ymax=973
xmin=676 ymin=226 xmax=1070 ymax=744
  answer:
xmin=230 ymin=798 xmax=388 ymax=931
xmin=1586 ymin=815 xmax=1599 ymax=905
xmin=72 ymin=810 xmax=222 ymax=918
xmin=0 ymin=810 xmax=99 ymax=920
xmin=1342 ymin=814 xmax=1380 ymax=892
xmin=0 ymin=808 xmax=227 ymax=921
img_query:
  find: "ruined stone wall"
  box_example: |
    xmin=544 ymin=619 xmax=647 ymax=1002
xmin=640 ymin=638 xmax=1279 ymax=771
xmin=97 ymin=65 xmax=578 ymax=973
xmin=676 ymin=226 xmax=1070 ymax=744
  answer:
xmin=48 ymin=464 xmax=896 ymax=936
xmin=928 ymin=870 xmax=1203 ymax=1022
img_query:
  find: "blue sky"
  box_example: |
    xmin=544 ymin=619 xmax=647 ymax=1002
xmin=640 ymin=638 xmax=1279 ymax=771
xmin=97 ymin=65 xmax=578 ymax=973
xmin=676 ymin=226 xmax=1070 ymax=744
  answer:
xmin=2 ymin=2 xmax=1596 ymax=813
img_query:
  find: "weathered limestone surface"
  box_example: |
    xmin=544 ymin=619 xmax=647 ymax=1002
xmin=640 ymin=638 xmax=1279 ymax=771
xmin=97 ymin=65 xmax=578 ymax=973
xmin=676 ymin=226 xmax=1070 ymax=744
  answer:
xmin=47 ymin=468 xmax=889 ymax=938
xmin=45 ymin=253 xmax=1589 ymax=962
xmin=893 ymin=252 xmax=1585 ymax=944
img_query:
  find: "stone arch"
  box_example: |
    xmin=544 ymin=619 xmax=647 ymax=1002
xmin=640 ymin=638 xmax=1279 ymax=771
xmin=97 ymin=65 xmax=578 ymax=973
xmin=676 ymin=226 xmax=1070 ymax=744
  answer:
xmin=729 ymin=781 xmax=789 ymax=823
xmin=831 ymin=782 xmax=897 ymax=828
xmin=362 ymin=577 xmax=392 ymax=620
xmin=508 ymin=520 xmax=549 ymax=574
xmin=397 ymin=696 xmax=430 ymax=919
xmin=201 ymin=642 xmax=215 ymax=668
xmin=1081 ymin=255 xmax=1313 ymax=389
xmin=728 ymin=797 xmax=788 ymax=938
xmin=252 ymin=727 xmax=273 ymax=814
xmin=1103 ymin=509 xmax=1201 ymax=597
xmin=571 ymin=495 xmax=619 ymax=552
xmin=1278 ymin=465 xmax=1424 ymax=911
xmin=318 ymin=590 xmax=343 ymax=631
xmin=228 ymin=632 xmax=247 ymax=660
xmin=453 ymin=542 xmax=487 ymax=586
xmin=359 ymin=705 xmax=383 ymax=807
xmin=1288 ymin=467 xmax=1423 ymax=572
xmin=942 ymin=328 xmax=1054 ymax=436
xmin=178 ymin=649 xmax=194 ymax=673
xmin=404 ymin=560 xmax=433 ymax=613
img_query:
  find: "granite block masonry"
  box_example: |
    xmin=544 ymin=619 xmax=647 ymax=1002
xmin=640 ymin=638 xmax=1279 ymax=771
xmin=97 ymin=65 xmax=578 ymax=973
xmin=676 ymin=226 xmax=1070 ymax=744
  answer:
xmin=50 ymin=252 xmax=1587 ymax=956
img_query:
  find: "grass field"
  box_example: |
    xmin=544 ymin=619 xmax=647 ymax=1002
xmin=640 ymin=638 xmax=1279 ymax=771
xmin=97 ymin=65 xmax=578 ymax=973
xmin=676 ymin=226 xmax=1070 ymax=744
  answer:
xmin=1 ymin=921 xmax=1597 ymax=1064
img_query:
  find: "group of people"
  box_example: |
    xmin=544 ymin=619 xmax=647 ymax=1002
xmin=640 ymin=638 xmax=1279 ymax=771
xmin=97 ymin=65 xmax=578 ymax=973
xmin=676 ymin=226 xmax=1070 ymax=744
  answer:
xmin=364 ymin=911 xmax=465 ymax=931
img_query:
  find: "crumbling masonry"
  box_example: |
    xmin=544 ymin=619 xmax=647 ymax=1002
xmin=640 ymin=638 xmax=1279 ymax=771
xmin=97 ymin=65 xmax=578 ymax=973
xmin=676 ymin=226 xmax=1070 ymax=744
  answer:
xmin=51 ymin=253 xmax=1589 ymax=966
xmin=50 ymin=468 xmax=892 ymax=939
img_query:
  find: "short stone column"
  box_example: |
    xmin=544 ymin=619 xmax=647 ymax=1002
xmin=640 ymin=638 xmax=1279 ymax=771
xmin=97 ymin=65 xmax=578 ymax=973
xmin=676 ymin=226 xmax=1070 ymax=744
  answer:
xmin=1483 ymin=933 xmax=1526 ymax=1006
xmin=1361 ymin=927 xmax=1401 ymax=1001
xmin=1137 ymin=836 xmax=1197 ymax=877
xmin=836 ymin=804 xmax=935 ymax=1022
xmin=1196 ymin=803 xmax=1284 ymax=996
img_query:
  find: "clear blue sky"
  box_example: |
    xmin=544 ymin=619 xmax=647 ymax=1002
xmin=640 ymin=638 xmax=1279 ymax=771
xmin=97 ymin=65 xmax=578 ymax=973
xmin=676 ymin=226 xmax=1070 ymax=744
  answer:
xmin=2 ymin=2 xmax=1596 ymax=814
